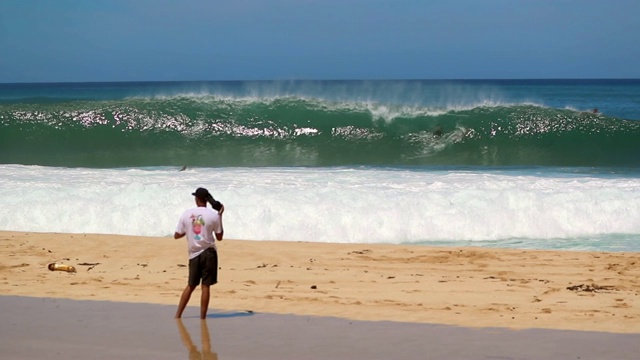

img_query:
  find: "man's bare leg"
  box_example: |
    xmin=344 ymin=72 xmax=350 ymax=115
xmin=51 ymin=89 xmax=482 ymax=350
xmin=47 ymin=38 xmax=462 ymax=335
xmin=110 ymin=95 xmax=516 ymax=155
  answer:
xmin=200 ymin=285 xmax=211 ymax=319
xmin=175 ymin=285 xmax=196 ymax=318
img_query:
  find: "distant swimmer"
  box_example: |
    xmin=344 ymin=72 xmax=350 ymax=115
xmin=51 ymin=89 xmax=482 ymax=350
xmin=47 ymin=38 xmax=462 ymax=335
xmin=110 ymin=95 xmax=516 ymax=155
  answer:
xmin=179 ymin=166 xmax=187 ymax=172
xmin=433 ymin=125 xmax=443 ymax=137
xmin=592 ymin=108 xmax=599 ymax=114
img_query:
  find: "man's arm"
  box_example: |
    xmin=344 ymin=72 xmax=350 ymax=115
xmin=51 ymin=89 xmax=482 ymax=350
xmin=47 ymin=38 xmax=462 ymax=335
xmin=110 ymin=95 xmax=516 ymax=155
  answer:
xmin=175 ymin=215 xmax=185 ymax=239
xmin=215 ymin=212 xmax=224 ymax=241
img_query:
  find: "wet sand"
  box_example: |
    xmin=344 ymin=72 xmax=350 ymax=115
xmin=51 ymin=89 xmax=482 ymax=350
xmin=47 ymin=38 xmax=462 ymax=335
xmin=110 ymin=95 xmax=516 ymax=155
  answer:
xmin=1 ymin=296 xmax=638 ymax=360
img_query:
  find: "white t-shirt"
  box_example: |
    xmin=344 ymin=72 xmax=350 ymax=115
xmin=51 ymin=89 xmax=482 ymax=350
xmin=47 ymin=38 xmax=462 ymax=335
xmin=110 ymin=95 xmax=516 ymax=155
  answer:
xmin=175 ymin=206 xmax=222 ymax=259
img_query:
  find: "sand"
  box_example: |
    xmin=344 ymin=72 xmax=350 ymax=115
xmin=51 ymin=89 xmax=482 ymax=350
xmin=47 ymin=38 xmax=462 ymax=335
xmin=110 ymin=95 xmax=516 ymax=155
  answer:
xmin=1 ymin=230 xmax=639 ymax=334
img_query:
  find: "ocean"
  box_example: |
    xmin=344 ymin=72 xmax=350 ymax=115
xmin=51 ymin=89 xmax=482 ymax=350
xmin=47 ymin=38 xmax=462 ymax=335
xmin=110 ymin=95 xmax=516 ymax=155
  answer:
xmin=1 ymin=79 xmax=639 ymax=251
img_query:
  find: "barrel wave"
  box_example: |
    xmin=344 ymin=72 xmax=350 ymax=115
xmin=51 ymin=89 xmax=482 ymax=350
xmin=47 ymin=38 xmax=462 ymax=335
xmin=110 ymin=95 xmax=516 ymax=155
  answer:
xmin=2 ymin=95 xmax=640 ymax=168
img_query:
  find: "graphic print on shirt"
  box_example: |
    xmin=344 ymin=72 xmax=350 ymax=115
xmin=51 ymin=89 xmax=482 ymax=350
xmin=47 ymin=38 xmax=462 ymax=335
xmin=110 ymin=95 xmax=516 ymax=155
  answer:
xmin=190 ymin=214 xmax=205 ymax=241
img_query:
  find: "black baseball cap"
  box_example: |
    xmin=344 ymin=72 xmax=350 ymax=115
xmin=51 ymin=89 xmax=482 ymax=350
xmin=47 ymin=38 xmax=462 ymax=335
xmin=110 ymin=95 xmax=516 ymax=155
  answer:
xmin=192 ymin=187 xmax=211 ymax=200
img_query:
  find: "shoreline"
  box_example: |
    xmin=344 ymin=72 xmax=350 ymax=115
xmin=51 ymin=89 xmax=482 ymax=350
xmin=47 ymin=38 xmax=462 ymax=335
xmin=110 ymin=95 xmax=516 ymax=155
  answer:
xmin=1 ymin=231 xmax=638 ymax=333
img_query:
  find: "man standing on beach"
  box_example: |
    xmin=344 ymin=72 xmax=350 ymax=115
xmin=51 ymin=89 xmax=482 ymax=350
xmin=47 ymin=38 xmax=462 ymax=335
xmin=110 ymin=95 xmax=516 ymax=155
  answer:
xmin=174 ymin=187 xmax=224 ymax=319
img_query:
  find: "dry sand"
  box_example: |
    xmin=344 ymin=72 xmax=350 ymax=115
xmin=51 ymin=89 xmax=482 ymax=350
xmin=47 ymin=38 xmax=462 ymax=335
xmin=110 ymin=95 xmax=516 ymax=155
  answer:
xmin=1 ymin=230 xmax=639 ymax=333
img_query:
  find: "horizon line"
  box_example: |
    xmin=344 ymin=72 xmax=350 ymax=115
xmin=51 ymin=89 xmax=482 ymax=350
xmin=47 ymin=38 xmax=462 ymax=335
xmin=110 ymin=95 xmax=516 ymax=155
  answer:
xmin=2 ymin=78 xmax=640 ymax=85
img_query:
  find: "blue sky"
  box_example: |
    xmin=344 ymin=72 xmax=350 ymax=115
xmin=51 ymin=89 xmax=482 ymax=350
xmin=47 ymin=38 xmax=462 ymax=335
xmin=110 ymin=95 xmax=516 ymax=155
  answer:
xmin=1 ymin=0 xmax=639 ymax=82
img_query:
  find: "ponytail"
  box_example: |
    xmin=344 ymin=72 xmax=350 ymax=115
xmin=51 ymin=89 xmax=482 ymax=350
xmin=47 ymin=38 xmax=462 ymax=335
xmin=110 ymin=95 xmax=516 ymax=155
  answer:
xmin=207 ymin=194 xmax=223 ymax=211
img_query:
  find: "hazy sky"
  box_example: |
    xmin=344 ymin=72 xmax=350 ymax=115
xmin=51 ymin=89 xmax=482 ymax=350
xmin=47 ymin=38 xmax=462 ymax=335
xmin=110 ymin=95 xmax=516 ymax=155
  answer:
xmin=1 ymin=0 xmax=639 ymax=82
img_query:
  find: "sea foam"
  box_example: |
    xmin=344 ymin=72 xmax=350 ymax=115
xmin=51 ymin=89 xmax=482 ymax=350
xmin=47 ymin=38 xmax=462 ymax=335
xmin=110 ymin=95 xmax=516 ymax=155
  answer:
xmin=1 ymin=165 xmax=640 ymax=249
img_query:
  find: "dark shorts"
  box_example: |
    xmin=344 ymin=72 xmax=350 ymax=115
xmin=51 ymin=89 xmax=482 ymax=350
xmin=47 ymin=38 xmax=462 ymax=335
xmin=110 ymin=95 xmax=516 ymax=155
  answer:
xmin=188 ymin=247 xmax=218 ymax=287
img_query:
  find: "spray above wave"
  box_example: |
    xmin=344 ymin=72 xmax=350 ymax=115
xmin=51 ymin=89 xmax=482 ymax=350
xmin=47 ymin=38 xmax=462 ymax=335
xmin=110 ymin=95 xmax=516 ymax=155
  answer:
xmin=1 ymin=94 xmax=639 ymax=168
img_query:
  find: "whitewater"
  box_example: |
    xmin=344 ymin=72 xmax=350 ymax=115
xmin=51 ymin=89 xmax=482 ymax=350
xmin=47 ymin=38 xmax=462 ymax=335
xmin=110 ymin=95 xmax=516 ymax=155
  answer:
xmin=1 ymin=165 xmax=639 ymax=251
